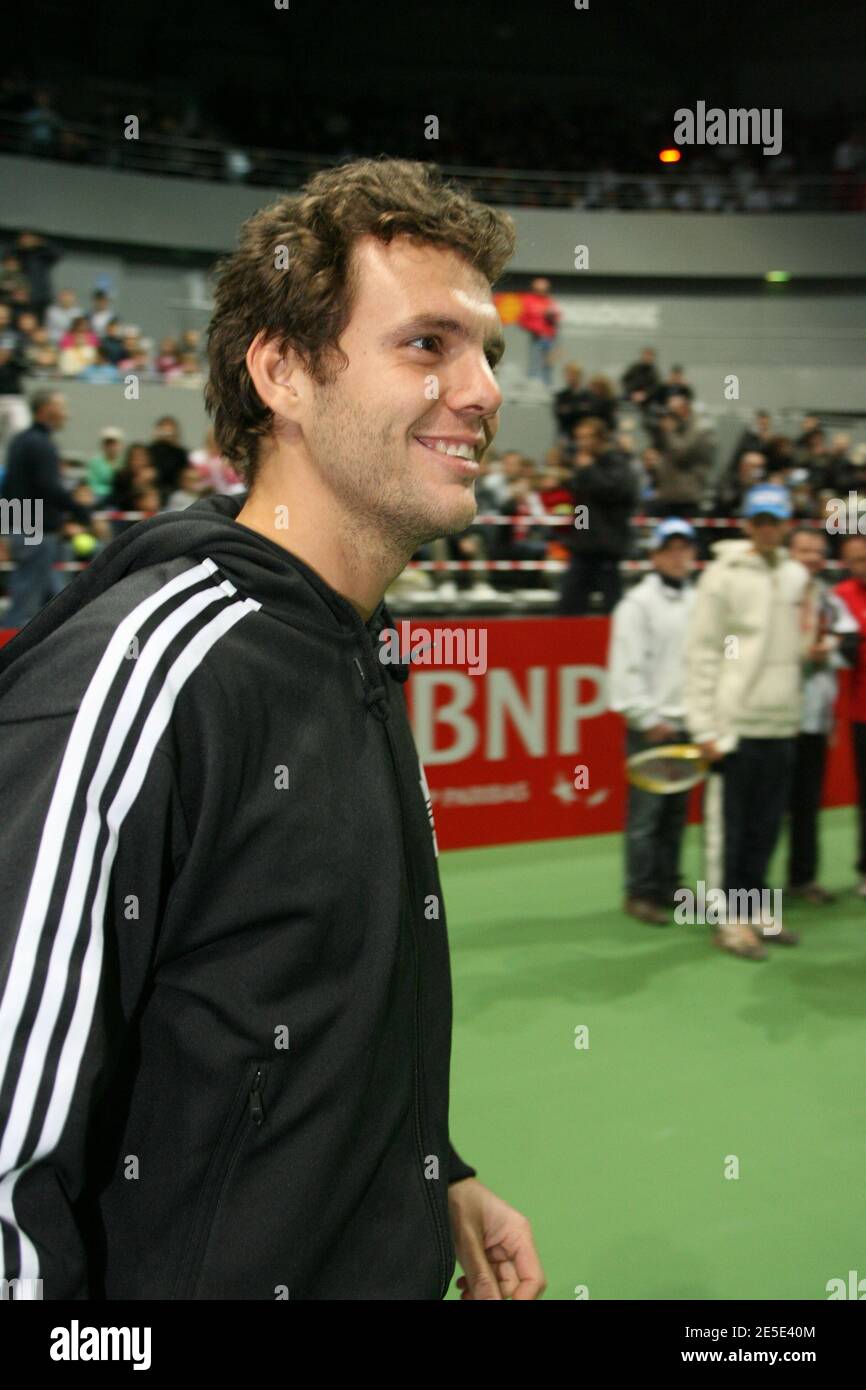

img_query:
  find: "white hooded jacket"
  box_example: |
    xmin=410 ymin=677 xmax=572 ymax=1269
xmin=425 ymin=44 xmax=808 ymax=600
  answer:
xmin=685 ymin=538 xmax=816 ymax=749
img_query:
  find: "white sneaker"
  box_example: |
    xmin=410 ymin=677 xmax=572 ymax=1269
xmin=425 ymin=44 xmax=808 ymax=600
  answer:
xmin=436 ymin=580 xmax=458 ymax=601
xmin=467 ymin=581 xmax=499 ymax=601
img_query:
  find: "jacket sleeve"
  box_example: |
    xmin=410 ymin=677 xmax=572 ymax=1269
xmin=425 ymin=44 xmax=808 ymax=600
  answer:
xmin=33 ymin=439 xmax=91 ymax=526
xmin=684 ymin=566 xmax=729 ymax=744
xmin=448 ymin=1141 xmax=477 ymax=1183
xmin=0 ymin=684 xmax=187 ymax=1298
xmin=607 ymin=595 xmax=659 ymax=730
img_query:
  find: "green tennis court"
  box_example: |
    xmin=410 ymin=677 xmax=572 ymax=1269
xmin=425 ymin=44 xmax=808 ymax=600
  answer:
xmin=443 ymin=806 xmax=866 ymax=1300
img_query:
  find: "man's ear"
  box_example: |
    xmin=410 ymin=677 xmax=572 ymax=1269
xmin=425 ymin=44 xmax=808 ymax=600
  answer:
xmin=246 ymin=331 xmax=307 ymax=425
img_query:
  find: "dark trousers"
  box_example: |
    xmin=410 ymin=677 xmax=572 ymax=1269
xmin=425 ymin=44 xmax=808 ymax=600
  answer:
xmin=559 ymin=553 xmax=622 ymax=615
xmin=851 ymin=722 xmax=866 ymax=874
xmin=787 ymin=732 xmax=828 ymax=887
xmin=624 ymin=726 xmax=690 ymax=902
xmin=722 ymin=737 xmax=795 ymax=892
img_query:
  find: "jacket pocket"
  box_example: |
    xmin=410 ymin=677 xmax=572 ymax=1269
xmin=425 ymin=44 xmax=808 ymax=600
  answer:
xmin=172 ymin=1059 xmax=270 ymax=1300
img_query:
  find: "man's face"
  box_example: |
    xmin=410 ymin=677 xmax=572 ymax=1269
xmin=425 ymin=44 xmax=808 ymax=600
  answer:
xmin=155 ymin=418 xmax=179 ymax=443
xmin=842 ymin=539 xmax=866 ymax=583
xmin=746 ymin=515 xmax=786 ymax=551
xmin=653 ymin=537 xmax=696 ymax=579
xmin=789 ymin=531 xmax=826 ymax=576
xmin=669 ymin=395 xmax=690 ymax=421
xmin=41 ymin=394 xmax=68 ymax=430
xmin=298 ymin=235 xmax=504 ymax=550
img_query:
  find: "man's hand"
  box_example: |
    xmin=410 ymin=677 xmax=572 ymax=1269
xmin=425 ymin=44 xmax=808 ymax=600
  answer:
xmin=449 ymin=1178 xmax=545 ymax=1300
xmin=645 ymin=721 xmax=676 ymax=744
xmin=697 ymin=739 xmax=724 ymax=763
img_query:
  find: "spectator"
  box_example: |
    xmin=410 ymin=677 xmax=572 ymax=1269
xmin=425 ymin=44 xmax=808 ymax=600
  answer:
xmin=833 ymin=535 xmax=866 ymax=897
xmin=22 ymin=326 xmax=59 ymax=376
xmin=558 ymin=417 xmax=637 ymax=615
xmin=0 ymin=253 xmax=30 ymax=307
xmin=46 ymin=288 xmax=83 ymax=342
xmin=795 ymin=427 xmax=830 ymax=491
xmin=652 ymin=395 xmax=715 ymax=517
xmin=622 ymin=346 xmax=660 ymax=406
xmin=826 ymin=432 xmax=855 ymax=494
xmin=0 ymin=390 xmax=91 ymax=627
xmin=23 ymin=93 xmax=61 ymax=155
xmin=491 ymin=455 xmax=549 ymax=586
xmin=100 ymin=317 xmax=127 ymax=366
xmin=583 ymin=374 xmax=618 ymax=432
xmin=685 ymin=485 xmax=815 ymax=959
xmin=726 ymin=410 xmax=772 ymax=473
xmin=0 ymin=340 xmax=30 ymax=451
xmin=79 ymin=346 xmax=122 ymax=383
xmin=14 ymin=231 xmax=59 ymax=322
xmin=517 ymin=276 xmax=561 ymax=388
xmin=651 ymin=364 xmax=694 ymax=411
xmin=190 ymin=427 xmax=244 ymax=495
xmin=156 ymin=336 xmax=181 ymax=378
xmin=174 ymin=351 xmax=205 ymax=387
xmin=553 ymin=362 xmax=592 ymax=442
xmin=107 ymin=444 xmax=159 ymax=520
xmin=715 ymin=449 xmax=766 ymax=516
xmin=786 ymin=527 xmax=860 ymax=904
xmin=58 ymin=317 xmax=99 ymax=377
xmin=166 ymin=463 xmax=209 ymax=510
xmin=149 ymin=415 xmax=189 ymax=499
xmin=89 ymin=289 xmax=114 ymax=338
xmin=86 ymin=427 xmax=125 ymax=501
xmin=609 ymin=518 xmax=698 ymax=924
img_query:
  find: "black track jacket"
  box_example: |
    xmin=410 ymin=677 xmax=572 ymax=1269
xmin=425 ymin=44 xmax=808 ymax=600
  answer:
xmin=0 ymin=494 xmax=476 ymax=1300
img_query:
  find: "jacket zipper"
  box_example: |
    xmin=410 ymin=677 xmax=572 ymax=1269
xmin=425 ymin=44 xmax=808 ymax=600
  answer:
xmin=355 ymin=646 xmax=451 ymax=1298
xmin=173 ymin=1061 xmax=268 ymax=1299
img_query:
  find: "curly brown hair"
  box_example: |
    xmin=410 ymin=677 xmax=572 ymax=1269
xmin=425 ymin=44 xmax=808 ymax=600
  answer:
xmin=205 ymin=157 xmax=517 ymax=489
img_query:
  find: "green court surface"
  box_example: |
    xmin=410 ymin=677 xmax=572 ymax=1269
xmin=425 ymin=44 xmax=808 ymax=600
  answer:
xmin=441 ymin=806 xmax=866 ymax=1301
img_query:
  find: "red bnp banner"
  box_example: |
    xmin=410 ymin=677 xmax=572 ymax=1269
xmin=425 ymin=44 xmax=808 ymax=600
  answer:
xmin=1 ymin=618 xmax=856 ymax=852
xmin=399 ymin=617 xmax=857 ymax=851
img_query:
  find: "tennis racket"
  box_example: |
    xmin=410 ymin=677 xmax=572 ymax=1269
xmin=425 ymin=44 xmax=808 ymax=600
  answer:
xmin=625 ymin=742 xmax=710 ymax=794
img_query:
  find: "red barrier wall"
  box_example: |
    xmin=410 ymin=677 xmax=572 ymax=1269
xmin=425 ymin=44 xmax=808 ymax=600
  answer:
xmin=1 ymin=619 xmax=856 ymax=852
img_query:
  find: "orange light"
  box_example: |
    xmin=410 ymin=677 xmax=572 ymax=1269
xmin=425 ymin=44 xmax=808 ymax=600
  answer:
xmin=658 ymin=148 xmax=682 ymax=164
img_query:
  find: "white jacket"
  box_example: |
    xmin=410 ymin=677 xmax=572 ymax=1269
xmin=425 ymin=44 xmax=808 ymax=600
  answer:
xmin=685 ymin=539 xmax=816 ymax=748
xmin=608 ymin=571 xmax=696 ymax=730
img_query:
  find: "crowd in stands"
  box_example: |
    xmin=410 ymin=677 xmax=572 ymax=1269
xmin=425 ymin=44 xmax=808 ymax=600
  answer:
xmin=0 ymin=234 xmax=206 ymax=424
xmin=2 ymin=78 xmax=864 ymax=209
xmin=1 ymin=229 xmax=864 ymax=619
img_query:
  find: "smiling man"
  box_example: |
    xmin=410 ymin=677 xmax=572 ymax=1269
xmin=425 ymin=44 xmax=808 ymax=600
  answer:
xmin=0 ymin=158 xmax=543 ymax=1301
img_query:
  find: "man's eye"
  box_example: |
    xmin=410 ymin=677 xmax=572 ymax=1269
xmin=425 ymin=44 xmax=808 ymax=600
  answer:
xmin=407 ymin=335 xmax=441 ymax=353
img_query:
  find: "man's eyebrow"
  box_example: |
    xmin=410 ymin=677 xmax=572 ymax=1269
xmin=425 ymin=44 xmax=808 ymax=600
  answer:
xmin=385 ymin=315 xmax=506 ymax=363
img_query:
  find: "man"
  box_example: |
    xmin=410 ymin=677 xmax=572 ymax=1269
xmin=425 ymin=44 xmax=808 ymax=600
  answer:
xmin=517 ymin=276 xmax=560 ymax=388
xmin=786 ymin=528 xmax=859 ymax=903
xmin=686 ymin=485 xmax=817 ymax=960
xmin=553 ymin=361 xmax=592 ymax=443
xmin=833 ymin=534 xmax=866 ymax=896
xmin=621 ymin=346 xmax=660 ymax=406
xmin=0 ymin=389 xmax=90 ymax=627
xmin=558 ymin=416 xmax=637 ymax=615
xmin=148 ymin=414 xmax=190 ymax=501
xmin=0 ymin=158 xmax=542 ymax=1301
xmin=650 ymin=364 xmax=694 ymax=411
xmin=609 ymin=519 xmax=697 ymax=924
xmin=652 ymin=394 xmax=715 ymax=519
xmin=726 ymin=410 xmax=772 ymax=476
xmin=46 ymin=287 xmax=83 ymax=342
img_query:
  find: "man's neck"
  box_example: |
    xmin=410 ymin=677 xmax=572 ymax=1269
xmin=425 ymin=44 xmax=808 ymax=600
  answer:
xmin=235 ymin=467 xmax=409 ymax=623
